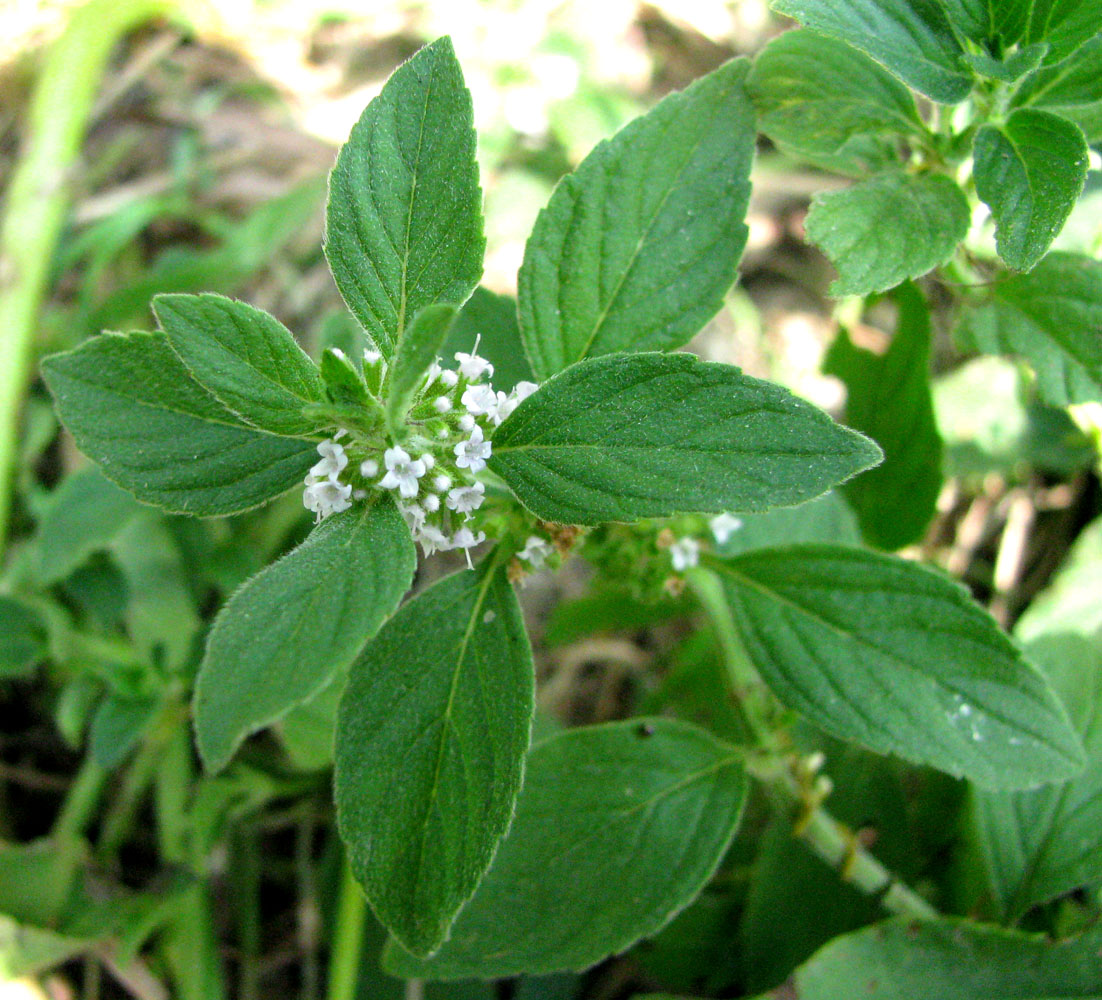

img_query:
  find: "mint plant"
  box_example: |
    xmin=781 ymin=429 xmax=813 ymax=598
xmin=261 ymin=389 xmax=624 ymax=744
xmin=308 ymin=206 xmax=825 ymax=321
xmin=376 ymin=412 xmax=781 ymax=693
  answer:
xmin=20 ymin=9 xmax=1102 ymax=994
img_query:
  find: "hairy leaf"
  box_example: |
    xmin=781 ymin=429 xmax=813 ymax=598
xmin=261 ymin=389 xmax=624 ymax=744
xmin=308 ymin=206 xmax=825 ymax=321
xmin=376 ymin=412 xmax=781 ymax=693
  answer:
xmin=443 ymin=286 xmax=534 ymax=392
xmin=386 ymin=303 xmax=458 ymax=426
xmin=384 ymin=718 xmax=746 ymax=978
xmin=489 ymin=353 xmax=881 ymax=525
xmin=519 ymin=59 xmax=753 ymax=380
xmin=325 ymin=37 xmax=484 ymax=357
xmin=334 ymin=562 xmax=533 ymax=957
xmin=1014 ymin=34 xmax=1102 ymax=143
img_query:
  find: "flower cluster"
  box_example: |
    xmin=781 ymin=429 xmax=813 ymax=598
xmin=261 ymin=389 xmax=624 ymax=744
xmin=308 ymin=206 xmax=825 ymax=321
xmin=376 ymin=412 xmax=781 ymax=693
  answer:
xmin=303 ymin=338 xmax=538 ymax=567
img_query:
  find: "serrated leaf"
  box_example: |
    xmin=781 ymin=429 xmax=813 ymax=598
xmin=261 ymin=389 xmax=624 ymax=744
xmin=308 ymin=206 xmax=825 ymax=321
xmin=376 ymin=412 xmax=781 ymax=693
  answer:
xmin=334 ymin=561 xmax=534 ymax=957
xmin=806 ymin=172 xmax=969 ymax=296
xmin=386 ymin=303 xmax=458 ymax=426
xmin=443 ymin=286 xmax=534 ymax=393
xmin=973 ymin=633 xmax=1102 ymax=919
xmin=956 ymin=252 xmax=1102 ymax=406
xmin=1023 ymin=0 xmax=1102 ymax=63
xmin=769 ymin=0 xmax=970 ymax=103
xmin=194 ymin=499 xmax=415 ymax=771
xmin=748 ymin=29 xmax=925 ymax=162
xmin=823 ymin=283 xmax=942 ymax=549
xmin=35 ymin=467 xmax=143 ymax=584
xmin=518 ymin=59 xmax=754 ymax=381
xmin=1014 ymin=34 xmax=1102 ymax=143
xmin=973 ymin=108 xmax=1088 ymax=272
xmin=325 ymin=37 xmax=484 ymax=357
xmin=153 ymin=293 xmax=324 ymax=437
xmin=41 ymin=331 xmax=317 ymax=516
xmin=743 ymin=917 xmax=1102 ymax=1000
xmin=1016 ymin=515 xmax=1102 ymax=643
xmin=489 ymin=352 xmax=881 ymax=525
xmin=711 ymin=544 xmax=1084 ymax=788
xmin=0 ymin=596 xmax=47 ymax=680
xmin=383 ymin=718 xmax=746 ymax=979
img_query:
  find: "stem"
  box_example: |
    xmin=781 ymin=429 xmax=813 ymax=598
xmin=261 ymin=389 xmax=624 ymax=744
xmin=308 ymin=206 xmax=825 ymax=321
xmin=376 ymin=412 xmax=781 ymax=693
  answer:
xmin=327 ymin=856 xmax=367 ymax=1000
xmin=0 ymin=0 xmax=180 ymax=558
xmin=52 ymin=753 xmax=108 ymax=841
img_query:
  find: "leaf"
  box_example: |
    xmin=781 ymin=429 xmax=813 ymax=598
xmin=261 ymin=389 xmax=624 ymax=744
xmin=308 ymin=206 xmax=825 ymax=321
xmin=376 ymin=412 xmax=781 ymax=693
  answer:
xmin=153 ymin=293 xmax=324 ymax=437
xmin=1014 ymin=34 xmax=1102 ymax=143
xmin=194 ymin=498 xmax=415 ymax=772
xmin=748 ymin=29 xmax=925 ymax=161
xmin=714 ymin=491 xmax=861 ymax=557
xmin=962 ymin=42 xmax=1047 ymax=83
xmin=805 ymin=172 xmax=970 ymax=296
xmin=324 ymin=37 xmax=484 ymax=358
xmin=743 ymin=917 xmax=1102 ymax=1000
xmin=35 ymin=467 xmax=142 ymax=583
xmin=1023 ymin=0 xmax=1102 ymax=63
xmin=383 ymin=718 xmax=747 ymax=979
xmin=89 ymin=694 xmax=158 ymax=771
xmin=518 ymin=58 xmax=754 ymax=381
xmin=1016 ymin=515 xmax=1102 ymax=643
xmin=823 ymin=283 xmax=943 ymax=549
xmin=443 ymin=286 xmax=534 ymax=393
xmin=955 ymin=252 xmax=1102 ymax=406
xmin=0 ymin=596 xmax=47 ymax=680
xmin=973 ymin=633 xmax=1102 ymax=919
xmin=711 ymin=544 xmax=1085 ymax=788
xmin=41 ymin=331 xmax=318 ymax=516
xmin=489 ymin=352 xmax=882 ymax=526
xmin=768 ymin=0 xmax=971 ymax=103
xmin=334 ymin=561 xmax=534 ymax=957
xmin=386 ymin=303 xmax=458 ymax=426
xmin=973 ymin=108 xmax=1088 ymax=272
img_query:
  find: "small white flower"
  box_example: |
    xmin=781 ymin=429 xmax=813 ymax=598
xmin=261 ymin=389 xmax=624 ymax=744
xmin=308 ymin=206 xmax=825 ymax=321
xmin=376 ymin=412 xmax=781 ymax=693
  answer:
xmin=450 ymin=526 xmax=487 ymax=568
xmin=360 ymin=458 xmax=379 ymax=479
xmin=420 ymin=453 xmax=435 ymax=470
xmin=669 ymin=537 xmax=700 ymax=572
xmin=379 ymin=446 xmax=427 ymax=499
xmin=458 ymin=413 xmax=475 ymax=432
xmin=439 ymin=369 xmax=459 ymax=388
xmin=399 ymin=503 xmax=426 ymax=533
xmin=513 ymin=381 xmax=538 ymax=402
xmin=303 ymin=479 xmax=352 ymax=522
xmin=455 ymin=337 xmax=494 ymax=381
xmin=433 ymin=396 xmax=453 ymax=413
xmin=494 ymin=380 xmax=539 ymax=425
xmin=310 ymin=439 xmax=348 ymax=479
xmin=433 ymin=473 xmax=452 ymax=492
xmin=709 ymin=513 xmax=743 ymax=545
xmin=461 ymin=383 xmax=498 ymax=416
xmin=454 ymin=425 xmax=491 ymax=473
xmin=518 ymin=535 xmax=553 ymax=569
xmin=422 ymin=493 xmax=441 ymax=513
xmin=416 ymin=523 xmax=450 ymax=557
xmin=446 ymin=482 xmax=485 ymax=516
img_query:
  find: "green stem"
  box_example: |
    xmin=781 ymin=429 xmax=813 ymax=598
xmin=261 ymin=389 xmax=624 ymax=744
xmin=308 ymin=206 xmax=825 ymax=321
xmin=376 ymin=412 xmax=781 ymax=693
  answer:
xmin=0 ymin=0 xmax=180 ymax=559
xmin=52 ymin=753 xmax=108 ymax=842
xmin=327 ymin=856 xmax=367 ymax=1000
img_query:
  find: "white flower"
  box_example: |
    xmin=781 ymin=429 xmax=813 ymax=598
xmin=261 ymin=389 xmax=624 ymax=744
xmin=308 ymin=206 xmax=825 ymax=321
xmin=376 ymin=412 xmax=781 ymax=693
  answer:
xmin=379 ymin=446 xmax=426 ymax=498
xmin=455 ymin=337 xmax=494 ymax=381
xmin=398 ymin=503 xmax=426 ymax=533
xmin=433 ymin=396 xmax=453 ymax=413
xmin=450 ymin=526 xmax=487 ymax=568
xmin=454 ymin=425 xmax=491 ymax=473
xmin=420 ymin=453 xmax=435 ymax=470
xmin=458 ymin=413 xmax=475 ymax=432
xmin=415 ymin=523 xmax=450 ymax=557
xmin=494 ymin=380 xmax=539 ymax=425
xmin=433 ymin=473 xmax=452 ymax=492
xmin=310 ymin=439 xmax=347 ymax=479
xmin=446 ymin=482 xmax=485 ymax=516
xmin=439 ymin=369 xmax=459 ymax=388
xmin=513 ymin=381 xmax=538 ymax=402
xmin=709 ymin=513 xmax=743 ymax=545
xmin=461 ymin=383 xmax=498 ymax=416
xmin=360 ymin=458 xmax=379 ymax=479
xmin=422 ymin=493 xmax=441 ymax=513
xmin=669 ymin=537 xmax=700 ymax=572
xmin=303 ymin=478 xmax=352 ymax=522
xmin=518 ymin=535 xmax=553 ymax=569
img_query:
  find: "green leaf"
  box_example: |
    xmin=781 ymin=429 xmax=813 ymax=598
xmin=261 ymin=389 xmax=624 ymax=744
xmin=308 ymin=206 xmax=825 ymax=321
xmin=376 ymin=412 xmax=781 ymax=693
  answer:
xmin=489 ymin=352 xmax=882 ymax=525
xmin=386 ymin=303 xmax=458 ymax=426
xmin=748 ymin=30 xmax=925 ymax=161
xmin=518 ymin=58 xmax=754 ymax=381
xmin=89 ymin=694 xmax=158 ymax=771
xmin=41 ymin=331 xmax=317 ymax=516
xmin=324 ymin=37 xmax=484 ymax=358
xmin=973 ymin=633 xmax=1102 ymax=919
xmin=962 ymin=42 xmax=1047 ymax=82
xmin=823 ymin=283 xmax=942 ymax=549
xmin=443 ymin=286 xmax=534 ymax=393
xmin=35 ymin=467 xmax=142 ymax=583
xmin=1014 ymin=35 xmax=1102 ymax=143
xmin=0 ymin=914 xmax=90 ymax=979
xmin=1016 ymin=515 xmax=1102 ymax=643
xmin=383 ymin=718 xmax=747 ymax=979
xmin=714 ymin=491 xmax=861 ymax=558
xmin=277 ymin=677 xmax=342 ymax=771
xmin=1023 ymin=0 xmax=1102 ymax=63
xmin=711 ymin=544 xmax=1085 ymax=788
xmin=153 ymin=293 xmax=324 ymax=437
xmin=0 ymin=596 xmax=47 ymax=680
xmin=956 ymin=252 xmax=1102 ymax=406
xmin=973 ymin=108 xmax=1088 ymax=272
xmin=334 ymin=561 xmax=534 ymax=957
xmin=805 ymin=172 xmax=969 ymax=296
xmin=743 ymin=917 xmax=1102 ymax=1000
xmin=194 ymin=498 xmax=415 ymax=771
xmin=768 ymin=0 xmax=970 ymax=103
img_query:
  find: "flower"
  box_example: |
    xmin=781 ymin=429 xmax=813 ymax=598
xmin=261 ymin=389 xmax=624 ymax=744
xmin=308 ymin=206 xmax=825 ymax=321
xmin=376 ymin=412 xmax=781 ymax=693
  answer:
xmin=455 ymin=337 xmax=494 ymax=381
xmin=446 ymin=482 xmax=485 ymax=516
xmin=709 ymin=513 xmax=743 ymax=545
xmin=422 ymin=493 xmax=441 ymax=513
xmin=398 ymin=503 xmax=426 ymax=534
xmin=303 ymin=478 xmax=352 ymax=521
xmin=433 ymin=473 xmax=453 ymax=492
xmin=310 ymin=439 xmax=347 ymax=479
xmin=450 ymin=526 xmax=487 ymax=568
xmin=669 ymin=537 xmax=700 ymax=572
xmin=379 ymin=446 xmax=426 ymax=498
xmin=493 ymin=380 xmax=539 ymax=424
xmin=415 ymin=523 xmax=450 ymax=557
xmin=454 ymin=425 xmax=491 ymax=472
xmin=360 ymin=458 xmax=379 ymax=478
xmin=518 ymin=535 xmax=553 ymax=569
xmin=433 ymin=396 xmax=453 ymax=413
xmin=461 ymin=383 xmax=497 ymax=416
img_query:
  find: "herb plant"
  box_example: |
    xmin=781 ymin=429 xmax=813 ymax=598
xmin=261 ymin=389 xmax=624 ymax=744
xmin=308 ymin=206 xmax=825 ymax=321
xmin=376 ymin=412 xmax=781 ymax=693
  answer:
xmin=6 ymin=4 xmax=1102 ymax=996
